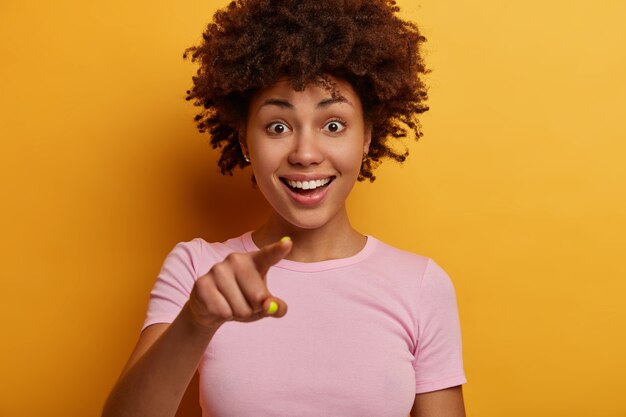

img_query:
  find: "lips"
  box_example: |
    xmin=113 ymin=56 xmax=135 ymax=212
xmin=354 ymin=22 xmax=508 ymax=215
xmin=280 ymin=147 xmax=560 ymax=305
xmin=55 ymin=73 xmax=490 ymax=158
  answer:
xmin=282 ymin=177 xmax=333 ymax=190
xmin=279 ymin=175 xmax=335 ymax=206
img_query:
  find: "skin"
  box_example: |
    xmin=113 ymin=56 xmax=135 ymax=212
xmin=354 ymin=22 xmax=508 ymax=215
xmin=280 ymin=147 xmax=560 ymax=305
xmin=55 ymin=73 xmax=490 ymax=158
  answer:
xmin=102 ymin=239 xmax=293 ymax=417
xmin=241 ymin=76 xmax=371 ymax=262
xmin=243 ymin=76 xmax=465 ymax=417
xmin=102 ymin=76 xmax=465 ymax=417
xmin=410 ymin=386 xmax=466 ymax=417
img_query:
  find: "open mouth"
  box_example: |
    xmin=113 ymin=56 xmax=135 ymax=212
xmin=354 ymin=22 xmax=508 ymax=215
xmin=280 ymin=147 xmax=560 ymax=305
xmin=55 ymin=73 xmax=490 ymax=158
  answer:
xmin=279 ymin=176 xmax=335 ymax=195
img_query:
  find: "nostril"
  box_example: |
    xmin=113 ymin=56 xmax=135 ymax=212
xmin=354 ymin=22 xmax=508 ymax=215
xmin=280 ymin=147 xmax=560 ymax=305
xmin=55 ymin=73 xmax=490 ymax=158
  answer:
xmin=288 ymin=144 xmax=324 ymax=165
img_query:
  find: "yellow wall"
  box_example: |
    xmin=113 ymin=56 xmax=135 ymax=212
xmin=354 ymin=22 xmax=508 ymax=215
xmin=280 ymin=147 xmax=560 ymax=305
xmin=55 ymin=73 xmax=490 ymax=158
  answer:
xmin=1 ymin=0 xmax=625 ymax=415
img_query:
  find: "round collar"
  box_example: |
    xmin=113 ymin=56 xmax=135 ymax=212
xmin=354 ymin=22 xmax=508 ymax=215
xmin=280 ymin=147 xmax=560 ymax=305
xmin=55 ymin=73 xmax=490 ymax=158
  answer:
xmin=241 ymin=231 xmax=377 ymax=272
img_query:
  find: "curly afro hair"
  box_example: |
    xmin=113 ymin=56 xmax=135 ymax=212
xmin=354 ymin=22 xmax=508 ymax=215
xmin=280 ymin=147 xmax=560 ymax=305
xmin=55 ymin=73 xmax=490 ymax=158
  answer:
xmin=184 ymin=0 xmax=429 ymax=182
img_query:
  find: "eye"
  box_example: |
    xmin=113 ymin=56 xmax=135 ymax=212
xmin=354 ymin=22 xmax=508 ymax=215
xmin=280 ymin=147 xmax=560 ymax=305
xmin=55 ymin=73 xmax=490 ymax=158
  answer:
xmin=322 ymin=119 xmax=346 ymax=134
xmin=266 ymin=121 xmax=291 ymax=135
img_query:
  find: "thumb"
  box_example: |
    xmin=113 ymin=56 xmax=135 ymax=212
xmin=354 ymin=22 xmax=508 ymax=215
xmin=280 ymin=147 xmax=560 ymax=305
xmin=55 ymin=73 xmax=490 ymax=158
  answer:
xmin=262 ymin=296 xmax=288 ymax=318
xmin=251 ymin=236 xmax=293 ymax=277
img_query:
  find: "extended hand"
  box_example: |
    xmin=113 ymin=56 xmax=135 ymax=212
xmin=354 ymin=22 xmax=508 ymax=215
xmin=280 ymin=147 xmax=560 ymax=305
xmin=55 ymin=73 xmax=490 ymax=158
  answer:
xmin=186 ymin=237 xmax=292 ymax=331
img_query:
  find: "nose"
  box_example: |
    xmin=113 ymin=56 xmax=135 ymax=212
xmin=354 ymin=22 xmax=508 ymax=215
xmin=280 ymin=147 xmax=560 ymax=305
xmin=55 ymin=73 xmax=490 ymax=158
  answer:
xmin=287 ymin=127 xmax=324 ymax=167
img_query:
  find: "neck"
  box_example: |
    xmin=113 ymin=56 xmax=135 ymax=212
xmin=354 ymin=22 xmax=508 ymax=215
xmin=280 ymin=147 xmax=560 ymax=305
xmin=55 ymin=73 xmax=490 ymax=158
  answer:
xmin=252 ymin=208 xmax=367 ymax=262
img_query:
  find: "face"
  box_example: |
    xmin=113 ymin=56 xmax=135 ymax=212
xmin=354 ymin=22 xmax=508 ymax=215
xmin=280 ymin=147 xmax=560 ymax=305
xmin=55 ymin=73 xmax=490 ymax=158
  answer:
xmin=242 ymin=76 xmax=371 ymax=231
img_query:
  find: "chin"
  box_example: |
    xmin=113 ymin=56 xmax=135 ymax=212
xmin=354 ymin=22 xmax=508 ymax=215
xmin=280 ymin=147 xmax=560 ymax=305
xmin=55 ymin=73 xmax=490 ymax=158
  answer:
xmin=283 ymin=216 xmax=330 ymax=231
xmin=275 ymin=208 xmax=338 ymax=231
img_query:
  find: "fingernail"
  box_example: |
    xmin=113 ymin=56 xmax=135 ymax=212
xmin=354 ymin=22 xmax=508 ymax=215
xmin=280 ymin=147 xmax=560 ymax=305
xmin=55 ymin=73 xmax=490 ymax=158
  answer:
xmin=280 ymin=236 xmax=291 ymax=243
xmin=266 ymin=301 xmax=278 ymax=315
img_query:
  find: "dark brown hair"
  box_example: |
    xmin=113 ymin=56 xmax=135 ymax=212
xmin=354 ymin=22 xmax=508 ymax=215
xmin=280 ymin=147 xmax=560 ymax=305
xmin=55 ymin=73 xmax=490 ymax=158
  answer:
xmin=184 ymin=0 xmax=429 ymax=181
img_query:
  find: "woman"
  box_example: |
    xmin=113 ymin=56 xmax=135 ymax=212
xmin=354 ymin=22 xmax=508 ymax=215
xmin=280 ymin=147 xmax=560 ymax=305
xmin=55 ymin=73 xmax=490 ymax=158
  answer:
xmin=103 ymin=1 xmax=466 ymax=416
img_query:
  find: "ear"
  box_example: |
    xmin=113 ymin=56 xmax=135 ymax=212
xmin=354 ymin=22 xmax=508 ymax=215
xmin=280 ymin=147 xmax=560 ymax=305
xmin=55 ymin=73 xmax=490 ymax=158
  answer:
xmin=238 ymin=126 xmax=248 ymax=154
xmin=239 ymin=140 xmax=248 ymax=155
xmin=363 ymin=123 xmax=372 ymax=155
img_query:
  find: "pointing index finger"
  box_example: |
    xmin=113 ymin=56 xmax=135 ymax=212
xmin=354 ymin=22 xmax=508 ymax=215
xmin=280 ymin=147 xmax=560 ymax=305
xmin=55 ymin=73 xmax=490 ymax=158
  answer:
xmin=251 ymin=236 xmax=292 ymax=277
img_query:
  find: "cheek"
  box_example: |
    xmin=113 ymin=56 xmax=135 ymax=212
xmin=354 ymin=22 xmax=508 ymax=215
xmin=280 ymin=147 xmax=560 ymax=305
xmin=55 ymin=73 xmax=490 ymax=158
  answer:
xmin=250 ymin=161 xmax=271 ymax=185
xmin=332 ymin=146 xmax=364 ymax=174
xmin=250 ymin=163 xmax=276 ymax=202
xmin=249 ymin=142 xmax=276 ymax=175
xmin=249 ymin=153 xmax=281 ymax=191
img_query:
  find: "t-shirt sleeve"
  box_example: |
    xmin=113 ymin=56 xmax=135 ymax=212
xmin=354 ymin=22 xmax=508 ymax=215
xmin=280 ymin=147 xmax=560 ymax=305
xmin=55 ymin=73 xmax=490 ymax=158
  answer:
xmin=413 ymin=258 xmax=467 ymax=394
xmin=141 ymin=240 xmax=202 ymax=333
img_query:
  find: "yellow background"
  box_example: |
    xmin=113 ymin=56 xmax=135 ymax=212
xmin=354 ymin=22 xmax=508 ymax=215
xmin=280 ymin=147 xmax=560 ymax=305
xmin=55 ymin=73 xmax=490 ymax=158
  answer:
xmin=1 ymin=0 xmax=625 ymax=416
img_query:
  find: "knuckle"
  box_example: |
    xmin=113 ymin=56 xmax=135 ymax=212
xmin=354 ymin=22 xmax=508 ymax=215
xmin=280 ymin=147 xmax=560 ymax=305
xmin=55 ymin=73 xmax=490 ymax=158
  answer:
xmin=252 ymin=289 xmax=269 ymax=305
xmin=209 ymin=303 xmax=232 ymax=321
xmin=194 ymin=276 xmax=213 ymax=294
xmin=229 ymin=252 xmax=252 ymax=272
xmin=193 ymin=287 xmax=214 ymax=307
xmin=211 ymin=262 xmax=227 ymax=276
xmin=225 ymin=252 xmax=242 ymax=265
xmin=233 ymin=304 xmax=254 ymax=319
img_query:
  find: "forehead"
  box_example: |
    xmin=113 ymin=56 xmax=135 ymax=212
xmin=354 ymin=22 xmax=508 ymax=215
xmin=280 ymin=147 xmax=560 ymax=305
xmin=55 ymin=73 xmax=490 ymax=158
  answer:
xmin=248 ymin=77 xmax=362 ymax=112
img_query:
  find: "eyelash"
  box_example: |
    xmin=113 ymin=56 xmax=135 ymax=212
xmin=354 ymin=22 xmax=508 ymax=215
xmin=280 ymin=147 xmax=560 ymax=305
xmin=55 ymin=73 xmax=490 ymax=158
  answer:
xmin=323 ymin=118 xmax=347 ymax=134
xmin=265 ymin=121 xmax=285 ymax=134
xmin=265 ymin=119 xmax=348 ymax=135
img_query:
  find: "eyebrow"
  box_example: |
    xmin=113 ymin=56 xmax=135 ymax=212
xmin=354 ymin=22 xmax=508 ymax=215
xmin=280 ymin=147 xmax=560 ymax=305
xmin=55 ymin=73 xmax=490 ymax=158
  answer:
xmin=259 ymin=96 xmax=354 ymax=111
xmin=317 ymin=96 xmax=353 ymax=108
xmin=261 ymin=98 xmax=294 ymax=109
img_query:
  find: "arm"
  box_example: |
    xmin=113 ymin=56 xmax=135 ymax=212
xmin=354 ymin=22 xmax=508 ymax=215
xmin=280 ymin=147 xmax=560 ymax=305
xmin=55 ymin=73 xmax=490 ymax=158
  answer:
xmin=410 ymin=385 xmax=466 ymax=417
xmin=102 ymin=237 xmax=292 ymax=417
xmin=102 ymin=304 xmax=218 ymax=417
xmin=412 ymin=260 xmax=467 ymax=416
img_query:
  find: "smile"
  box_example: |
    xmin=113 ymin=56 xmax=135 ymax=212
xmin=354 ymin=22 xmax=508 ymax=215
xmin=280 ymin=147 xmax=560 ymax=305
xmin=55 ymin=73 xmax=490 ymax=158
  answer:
xmin=279 ymin=176 xmax=335 ymax=206
xmin=285 ymin=177 xmax=332 ymax=190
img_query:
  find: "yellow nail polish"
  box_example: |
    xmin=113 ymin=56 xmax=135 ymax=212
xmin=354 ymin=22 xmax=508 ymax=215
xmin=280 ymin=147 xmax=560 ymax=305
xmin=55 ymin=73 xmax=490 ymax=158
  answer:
xmin=266 ymin=301 xmax=278 ymax=315
xmin=280 ymin=236 xmax=291 ymax=243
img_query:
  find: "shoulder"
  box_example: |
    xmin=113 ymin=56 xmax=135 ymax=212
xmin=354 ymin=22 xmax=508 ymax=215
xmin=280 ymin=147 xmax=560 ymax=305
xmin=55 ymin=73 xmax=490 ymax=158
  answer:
xmin=368 ymin=236 xmax=431 ymax=277
xmin=163 ymin=232 xmax=249 ymax=278
xmin=367 ymin=236 xmax=457 ymax=293
xmin=370 ymin=237 xmax=430 ymax=265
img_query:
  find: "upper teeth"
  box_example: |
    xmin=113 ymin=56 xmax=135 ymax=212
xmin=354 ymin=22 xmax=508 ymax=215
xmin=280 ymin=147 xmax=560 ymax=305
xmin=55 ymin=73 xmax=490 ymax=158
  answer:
xmin=287 ymin=178 xmax=332 ymax=190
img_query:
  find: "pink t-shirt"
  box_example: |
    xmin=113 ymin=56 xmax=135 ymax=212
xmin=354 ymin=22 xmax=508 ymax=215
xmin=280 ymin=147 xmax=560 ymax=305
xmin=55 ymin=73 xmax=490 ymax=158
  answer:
xmin=143 ymin=232 xmax=466 ymax=416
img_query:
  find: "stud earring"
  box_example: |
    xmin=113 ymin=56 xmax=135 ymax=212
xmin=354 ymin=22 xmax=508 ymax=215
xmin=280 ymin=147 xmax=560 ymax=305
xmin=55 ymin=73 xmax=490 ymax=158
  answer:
xmin=239 ymin=141 xmax=250 ymax=163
